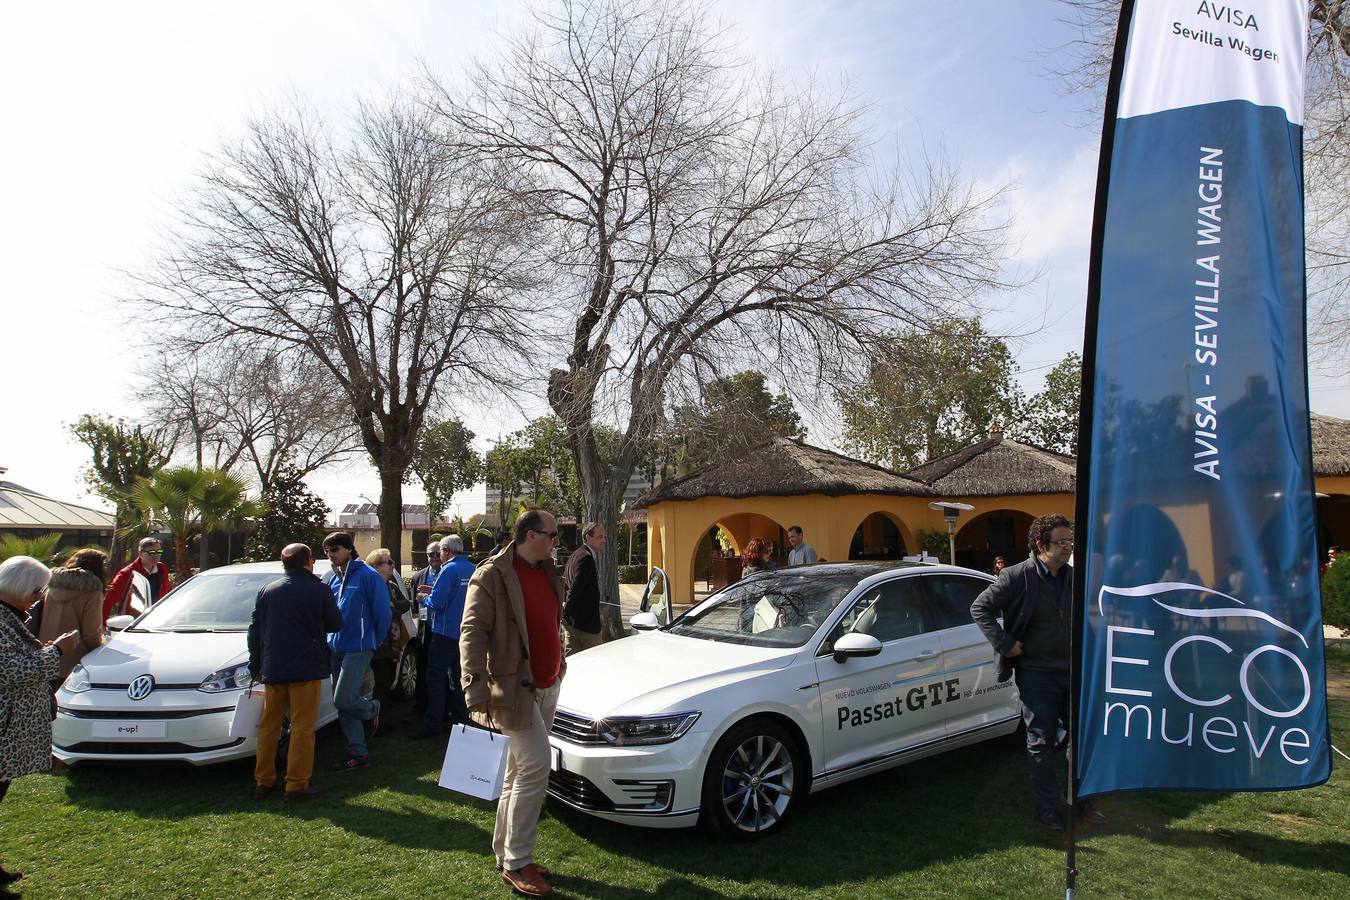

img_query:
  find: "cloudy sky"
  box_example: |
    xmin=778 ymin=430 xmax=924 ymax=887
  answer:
xmin=3 ymin=1 xmax=1344 ymax=516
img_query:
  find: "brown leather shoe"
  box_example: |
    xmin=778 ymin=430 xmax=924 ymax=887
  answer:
xmin=501 ymin=863 xmax=552 ymax=897
xmin=497 ymin=862 xmax=550 ymax=879
xmin=283 ymin=785 xmax=322 ymax=804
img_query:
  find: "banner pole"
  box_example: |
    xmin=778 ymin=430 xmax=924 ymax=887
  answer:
xmin=1068 ymin=0 xmax=1137 ymax=896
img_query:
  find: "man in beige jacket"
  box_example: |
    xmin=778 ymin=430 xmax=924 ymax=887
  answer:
xmin=461 ymin=508 xmax=566 ymax=898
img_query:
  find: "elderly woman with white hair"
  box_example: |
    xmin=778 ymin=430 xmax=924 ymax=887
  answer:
xmin=0 ymin=556 xmax=78 ymax=891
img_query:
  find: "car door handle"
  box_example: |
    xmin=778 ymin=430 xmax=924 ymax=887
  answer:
xmin=902 ymin=650 xmax=940 ymax=662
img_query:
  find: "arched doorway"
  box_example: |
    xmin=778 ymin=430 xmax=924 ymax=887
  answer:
xmin=955 ymin=509 xmax=1034 ymax=573
xmin=689 ymin=513 xmax=788 ymax=602
xmin=849 ymin=512 xmax=909 ymax=560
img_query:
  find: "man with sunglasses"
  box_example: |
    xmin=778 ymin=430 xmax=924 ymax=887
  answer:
xmin=103 ymin=537 xmax=173 ymax=621
xmin=970 ymin=514 xmax=1105 ymax=830
xmin=321 ymin=531 xmax=391 ymax=771
xmin=461 ymin=508 xmax=566 ymax=897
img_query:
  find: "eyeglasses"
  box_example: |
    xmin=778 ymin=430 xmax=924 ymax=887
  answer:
xmin=142 ymin=550 xmax=163 ymax=556
xmin=1049 ymin=539 xmax=1075 ymax=548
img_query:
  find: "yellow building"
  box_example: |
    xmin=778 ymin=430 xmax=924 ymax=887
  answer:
xmin=637 ymin=416 xmax=1350 ymax=608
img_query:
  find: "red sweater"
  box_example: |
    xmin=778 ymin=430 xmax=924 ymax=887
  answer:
xmin=512 ymin=555 xmax=562 ymax=690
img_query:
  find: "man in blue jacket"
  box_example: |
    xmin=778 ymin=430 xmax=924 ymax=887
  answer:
xmin=248 ymin=543 xmax=343 ymax=801
xmin=417 ymin=533 xmax=475 ymax=737
xmin=321 ymin=531 xmax=392 ymax=770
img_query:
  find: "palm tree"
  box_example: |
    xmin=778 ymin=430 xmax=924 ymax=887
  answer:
xmin=0 ymin=532 xmax=64 ymax=565
xmin=130 ymin=467 xmax=264 ymax=579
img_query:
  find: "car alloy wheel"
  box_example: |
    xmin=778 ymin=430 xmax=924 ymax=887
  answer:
xmin=701 ymin=719 xmax=803 ymax=839
xmin=393 ymin=642 xmax=418 ymax=701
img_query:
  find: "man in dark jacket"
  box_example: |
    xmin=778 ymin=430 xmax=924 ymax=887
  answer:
xmin=248 ymin=543 xmax=343 ymax=802
xmin=969 ymin=514 xmax=1105 ymax=830
xmin=562 ymin=522 xmax=605 ymax=654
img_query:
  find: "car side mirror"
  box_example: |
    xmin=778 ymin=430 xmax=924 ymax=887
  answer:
xmin=630 ymin=612 xmax=661 ymax=632
xmin=106 ymin=615 xmax=135 ymax=632
xmin=832 ymin=631 xmax=882 ymax=663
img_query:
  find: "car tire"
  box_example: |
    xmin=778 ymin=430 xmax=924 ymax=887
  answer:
xmin=392 ymin=641 xmax=418 ymax=701
xmin=699 ymin=718 xmax=805 ymax=840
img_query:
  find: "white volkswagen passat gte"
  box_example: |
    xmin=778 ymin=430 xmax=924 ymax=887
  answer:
xmin=547 ymin=562 xmax=1021 ymax=838
xmin=54 ymin=561 xmax=340 ymax=766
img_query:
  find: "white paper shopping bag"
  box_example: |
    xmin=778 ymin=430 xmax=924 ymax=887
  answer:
xmin=439 ymin=724 xmax=510 ymax=800
xmin=228 ymin=688 xmax=265 ymax=738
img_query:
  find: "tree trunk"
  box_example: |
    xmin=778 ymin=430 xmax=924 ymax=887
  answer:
xmin=584 ymin=477 xmax=626 ymax=641
xmin=174 ymin=534 xmax=192 ymax=581
xmin=378 ymin=466 xmax=405 ymax=568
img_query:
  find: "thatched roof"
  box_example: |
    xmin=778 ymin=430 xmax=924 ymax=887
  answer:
xmin=635 ymin=414 xmax=1350 ymax=509
xmin=904 ymin=432 xmax=1077 ymax=496
xmin=1312 ymin=413 xmax=1350 ymax=476
xmin=632 ymin=438 xmax=931 ymax=508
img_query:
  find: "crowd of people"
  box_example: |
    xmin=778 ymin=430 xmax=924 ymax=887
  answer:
xmin=21 ymin=508 xmax=1328 ymax=891
xmin=243 ymin=510 xmax=591 ymax=897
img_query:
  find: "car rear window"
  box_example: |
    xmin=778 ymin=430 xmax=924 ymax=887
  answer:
xmin=130 ymin=573 xmax=282 ymax=632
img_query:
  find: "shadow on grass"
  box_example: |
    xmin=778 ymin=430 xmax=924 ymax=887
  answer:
xmin=59 ymin=702 xmax=492 ymax=854
xmin=541 ymin=730 xmax=1340 ymax=894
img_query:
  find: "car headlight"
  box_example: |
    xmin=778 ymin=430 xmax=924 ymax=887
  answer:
xmin=600 ymin=712 xmax=700 ymax=746
xmin=64 ymin=664 xmax=92 ymax=693
xmin=199 ymin=662 xmax=253 ymax=693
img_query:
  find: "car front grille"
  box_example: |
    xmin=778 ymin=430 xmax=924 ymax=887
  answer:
xmin=551 ymin=709 xmax=607 ymax=745
xmin=56 ymin=739 xmax=246 ymax=755
xmin=58 ymin=707 xmax=234 ymax=720
xmin=548 ymin=769 xmax=615 ymax=811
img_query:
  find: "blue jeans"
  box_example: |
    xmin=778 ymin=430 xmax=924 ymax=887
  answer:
xmin=424 ymin=633 xmax=469 ymax=729
xmin=331 ymin=650 xmax=378 ymax=758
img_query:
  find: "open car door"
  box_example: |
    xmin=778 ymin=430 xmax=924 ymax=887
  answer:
xmin=637 ymin=566 xmax=671 ymax=627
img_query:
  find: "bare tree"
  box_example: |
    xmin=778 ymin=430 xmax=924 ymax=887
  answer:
xmin=432 ymin=0 xmax=1012 ymax=636
xmin=140 ymin=342 xmax=362 ymax=490
xmin=133 ymin=94 xmax=537 ymax=562
xmin=1053 ymin=1 xmax=1350 ymax=352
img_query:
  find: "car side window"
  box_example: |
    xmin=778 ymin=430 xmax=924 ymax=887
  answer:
xmin=922 ymin=575 xmax=990 ymax=630
xmin=829 ymin=578 xmax=931 ymax=645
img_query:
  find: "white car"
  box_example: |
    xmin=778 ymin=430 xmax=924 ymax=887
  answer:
xmin=547 ymin=562 xmax=1021 ymax=838
xmin=54 ymin=561 xmax=346 ymax=766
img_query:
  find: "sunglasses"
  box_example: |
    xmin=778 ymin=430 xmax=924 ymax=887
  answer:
xmin=532 ymin=529 xmax=559 ymax=539
xmin=142 ymin=550 xmax=163 ymax=555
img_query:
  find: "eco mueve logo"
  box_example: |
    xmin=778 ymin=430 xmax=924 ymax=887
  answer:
xmin=1093 ymin=582 xmax=1316 ymax=767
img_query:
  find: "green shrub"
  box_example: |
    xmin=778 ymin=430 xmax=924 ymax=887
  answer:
xmin=1323 ymin=559 xmax=1350 ymax=636
xmin=617 ymin=564 xmax=649 ymax=584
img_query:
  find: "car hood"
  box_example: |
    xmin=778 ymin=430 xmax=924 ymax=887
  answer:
xmin=78 ymin=630 xmax=247 ymax=684
xmin=558 ymin=631 xmax=795 ymax=718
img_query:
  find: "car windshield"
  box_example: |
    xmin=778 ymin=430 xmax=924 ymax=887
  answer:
xmin=129 ymin=572 xmax=281 ymax=633
xmin=666 ymin=571 xmax=861 ymax=647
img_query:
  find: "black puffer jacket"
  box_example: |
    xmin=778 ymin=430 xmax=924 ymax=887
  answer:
xmin=248 ymin=570 xmax=343 ymax=684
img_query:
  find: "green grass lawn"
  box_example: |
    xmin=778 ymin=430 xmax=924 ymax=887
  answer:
xmin=4 ymin=646 xmax=1348 ymax=899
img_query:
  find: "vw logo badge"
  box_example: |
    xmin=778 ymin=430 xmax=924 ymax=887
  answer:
xmin=127 ymin=674 xmax=155 ymax=701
